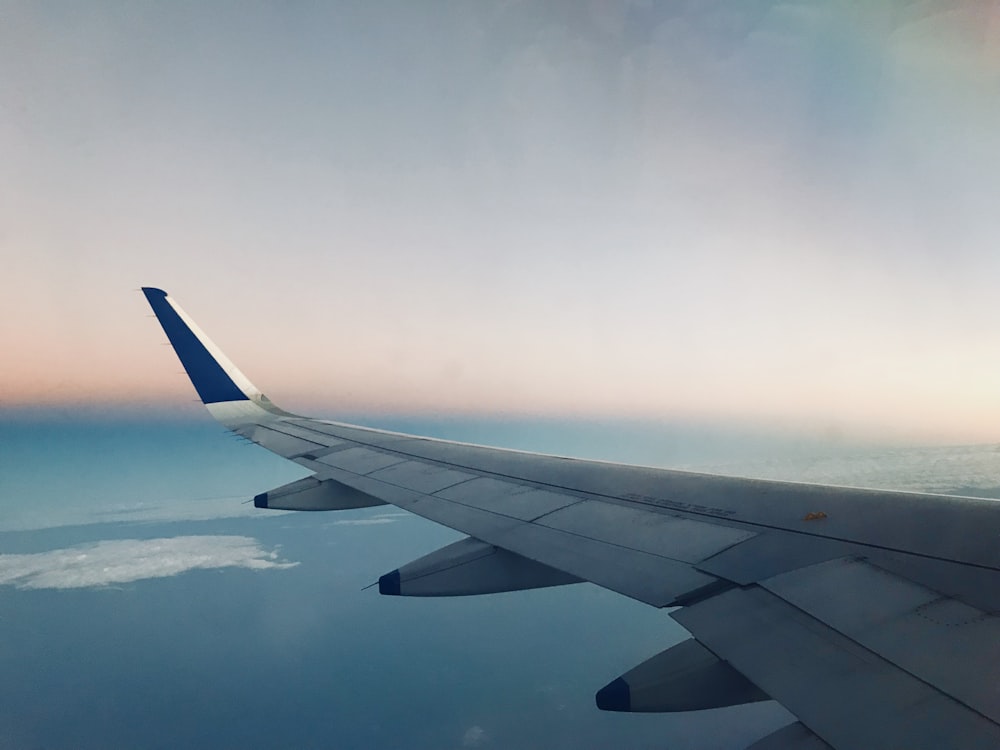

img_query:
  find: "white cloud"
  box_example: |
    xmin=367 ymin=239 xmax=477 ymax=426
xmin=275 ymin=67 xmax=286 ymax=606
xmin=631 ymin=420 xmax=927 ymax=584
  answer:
xmin=0 ymin=536 xmax=297 ymax=590
xmin=461 ymin=725 xmax=488 ymax=748
xmin=325 ymin=512 xmax=410 ymax=527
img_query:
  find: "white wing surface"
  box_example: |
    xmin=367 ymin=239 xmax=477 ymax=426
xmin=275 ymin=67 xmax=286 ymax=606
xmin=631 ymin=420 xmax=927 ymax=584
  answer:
xmin=143 ymin=287 xmax=1000 ymax=749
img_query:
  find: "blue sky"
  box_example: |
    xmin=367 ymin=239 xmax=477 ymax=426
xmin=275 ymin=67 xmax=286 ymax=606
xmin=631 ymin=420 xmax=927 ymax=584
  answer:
xmin=4 ymin=1 xmax=1000 ymax=442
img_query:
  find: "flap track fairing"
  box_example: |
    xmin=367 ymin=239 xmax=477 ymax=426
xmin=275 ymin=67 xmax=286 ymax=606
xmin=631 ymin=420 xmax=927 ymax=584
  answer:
xmin=379 ymin=536 xmax=581 ymax=597
xmin=254 ymin=476 xmax=387 ymax=511
xmin=596 ymin=638 xmax=768 ymax=713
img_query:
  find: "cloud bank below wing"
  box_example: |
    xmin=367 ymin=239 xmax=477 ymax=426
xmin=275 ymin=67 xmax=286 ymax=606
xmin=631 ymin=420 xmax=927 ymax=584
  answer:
xmin=0 ymin=535 xmax=297 ymax=590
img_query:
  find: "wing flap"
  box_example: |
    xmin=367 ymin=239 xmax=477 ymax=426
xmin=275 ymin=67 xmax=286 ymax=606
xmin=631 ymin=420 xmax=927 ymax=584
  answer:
xmin=761 ymin=557 xmax=1000 ymax=724
xmin=695 ymin=532 xmax=858 ymax=585
xmin=315 ymin=446 xmax=408 ymax=475
xmin=434 ymin=478 xmax=582 ymax=521
xmin=367 ymin=460 xmax=478 ymax=494
xmin=871 ymin=551 xmax=1000 ymax=613
xmin=672 ymin=586 xmax=1000 ymax=749
xmin=536 ymin=500 xmax=755 ymax=563
xmin=746 ymin=723 xmax=831 ymax=750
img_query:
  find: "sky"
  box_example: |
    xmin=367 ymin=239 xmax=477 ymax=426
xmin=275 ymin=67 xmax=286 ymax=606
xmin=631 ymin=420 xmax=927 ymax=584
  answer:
xmin=5 ymin=6 xmax=1000 ymax=746
xmin=4 ymin=0 xmax=1000 ymax=442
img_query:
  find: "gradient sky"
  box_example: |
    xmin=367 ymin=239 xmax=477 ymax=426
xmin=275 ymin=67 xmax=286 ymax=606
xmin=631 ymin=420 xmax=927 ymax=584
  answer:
xmin=4 ymin=1 xmax=1000 ymax=441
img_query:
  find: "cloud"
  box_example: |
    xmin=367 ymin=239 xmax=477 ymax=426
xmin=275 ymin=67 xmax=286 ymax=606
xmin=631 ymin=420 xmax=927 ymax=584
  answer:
xmin=686 ymin=443 xmax=1000 ymax=497
xmin=461 ymin=725 xmax=488 ymax=748
xmin=0 ymin=535 xmax=297 ymax=590
xmin=325 ymin=512 xmax=410 ymax=527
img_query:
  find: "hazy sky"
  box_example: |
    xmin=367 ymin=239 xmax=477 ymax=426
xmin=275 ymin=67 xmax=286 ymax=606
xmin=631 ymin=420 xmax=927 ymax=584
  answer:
xmin=4 ymin=1 xmax=1000 ymax=441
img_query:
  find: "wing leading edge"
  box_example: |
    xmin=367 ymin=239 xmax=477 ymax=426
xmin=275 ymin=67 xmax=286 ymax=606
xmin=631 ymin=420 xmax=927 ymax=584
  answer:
xmin=142 ymin=288 xmax=1000 ymax=749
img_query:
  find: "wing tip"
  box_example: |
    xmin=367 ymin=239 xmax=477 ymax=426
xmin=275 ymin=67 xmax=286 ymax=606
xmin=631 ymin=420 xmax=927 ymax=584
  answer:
xmin=142 ymin=286 xmax=255 ymax=405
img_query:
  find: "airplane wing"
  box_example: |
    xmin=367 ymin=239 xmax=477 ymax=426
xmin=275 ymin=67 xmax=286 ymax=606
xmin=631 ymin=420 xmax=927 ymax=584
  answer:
xmin=142 ymin=287 xmax=1000 ymax=749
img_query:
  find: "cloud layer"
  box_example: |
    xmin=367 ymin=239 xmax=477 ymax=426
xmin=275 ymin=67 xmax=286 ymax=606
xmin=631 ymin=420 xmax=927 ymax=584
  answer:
xmin=0 ymin=535 xmax=297 ymax=590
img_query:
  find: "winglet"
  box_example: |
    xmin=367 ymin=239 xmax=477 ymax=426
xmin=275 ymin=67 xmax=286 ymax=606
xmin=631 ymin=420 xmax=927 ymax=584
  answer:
xmin=142 ymin=287 xmax=262 ymax=405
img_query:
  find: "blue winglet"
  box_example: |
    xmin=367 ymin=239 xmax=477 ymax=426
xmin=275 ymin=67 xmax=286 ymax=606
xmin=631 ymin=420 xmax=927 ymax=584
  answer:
xmin=142 ymin=287 xmax=250 ymax=404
